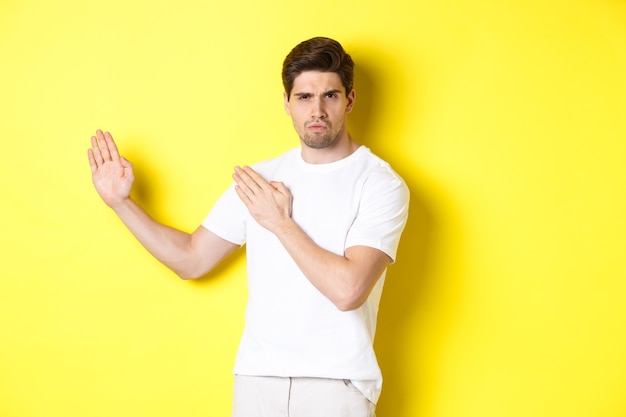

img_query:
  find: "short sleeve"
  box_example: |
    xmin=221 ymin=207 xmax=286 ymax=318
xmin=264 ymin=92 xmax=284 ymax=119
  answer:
xmin=201 ymin=184 xmax=248 ymax=246
xmin=344 ymin=169 xmax=410 ymax=263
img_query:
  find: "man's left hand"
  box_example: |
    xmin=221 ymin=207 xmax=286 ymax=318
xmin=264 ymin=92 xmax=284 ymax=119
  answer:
xmin=233 ymin=166 xmax=293 ymax=233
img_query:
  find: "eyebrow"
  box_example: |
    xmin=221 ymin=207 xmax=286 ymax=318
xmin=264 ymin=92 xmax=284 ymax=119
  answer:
xmin=293 ymin=89 xmax=342 ymax=98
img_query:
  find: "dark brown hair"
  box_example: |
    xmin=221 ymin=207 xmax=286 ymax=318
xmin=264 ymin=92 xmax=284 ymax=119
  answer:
xmin=282 ymin=37 xmax=354 ymax=99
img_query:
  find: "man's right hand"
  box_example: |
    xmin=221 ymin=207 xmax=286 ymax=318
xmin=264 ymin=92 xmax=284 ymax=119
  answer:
xmin=85 ymin=129 xmax=239 ymax=279
xmin=88 ymin=130 xmax=134 ymax=209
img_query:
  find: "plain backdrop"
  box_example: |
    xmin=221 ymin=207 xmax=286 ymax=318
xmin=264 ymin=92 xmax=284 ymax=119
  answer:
xmin=1 ymin=0 xmax=625 ymax=416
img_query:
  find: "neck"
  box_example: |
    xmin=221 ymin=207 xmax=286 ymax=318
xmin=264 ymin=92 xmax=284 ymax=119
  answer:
xmin=300 ymin=133 xmax=360 ymax=164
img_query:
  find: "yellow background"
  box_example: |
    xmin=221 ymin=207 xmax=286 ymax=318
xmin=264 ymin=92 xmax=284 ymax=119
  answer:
xmin=1 ymin=0 xmax=625 ymax=416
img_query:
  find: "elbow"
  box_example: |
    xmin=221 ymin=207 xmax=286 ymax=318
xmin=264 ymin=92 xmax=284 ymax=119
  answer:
xmin=172 ymin=262 xmax=205 ymax=280
xmin=335 ymin=302 xmax=361 ymax=312
xmin=334 ymin=298 xmax=365 ymax=312
xmin=173 ymin=256 xmax=221 ymax=280
xmin=327 ymin=274 xmax=376 ymax=311
xmin=174 ymin=271 xmax=200 ymax=281
xmin=332 ymin=289 xmax=368 ymax=312
xmin=177 ymin=271 xmax=201 ymax=280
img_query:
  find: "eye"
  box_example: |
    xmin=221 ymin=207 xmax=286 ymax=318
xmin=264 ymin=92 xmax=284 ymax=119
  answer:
xmin=298 ymin=94 xmax=310 ymax=100
xmin=325 ymin=92 xmax=338 ymax=99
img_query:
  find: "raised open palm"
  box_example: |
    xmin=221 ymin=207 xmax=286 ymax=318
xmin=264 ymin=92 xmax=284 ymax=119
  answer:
xmin=88 ymin=130 xmax=135 ymax=208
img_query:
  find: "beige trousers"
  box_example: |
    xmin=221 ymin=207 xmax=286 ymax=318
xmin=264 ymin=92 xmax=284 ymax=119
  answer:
xmin=231 ymin=375 xmax=376 ymax=417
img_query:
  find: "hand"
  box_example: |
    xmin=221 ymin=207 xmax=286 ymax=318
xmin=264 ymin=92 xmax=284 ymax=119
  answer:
xmin=233 ymin=166 xmax=293 ymax=233
xmin=87 ymin=130 xmax=135 ymax=208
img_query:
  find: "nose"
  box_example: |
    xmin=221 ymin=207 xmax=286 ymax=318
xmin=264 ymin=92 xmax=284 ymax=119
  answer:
xmin=311 ymin=97 xmax=327 ymax=119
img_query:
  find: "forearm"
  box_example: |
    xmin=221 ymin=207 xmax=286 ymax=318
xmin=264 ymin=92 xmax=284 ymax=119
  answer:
xmin=88 ymin=130 xmax=234 ymax=278
xmin=110 ymin=197 xmax=197 ymax=278
xmin=231 ymin=165 xmax=391 ymax=309
xmin=274 ymin=219 xmax=388 ymax=311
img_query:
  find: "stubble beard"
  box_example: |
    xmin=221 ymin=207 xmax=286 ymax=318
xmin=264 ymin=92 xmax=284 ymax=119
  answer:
xmin=299 ymin=120 xmax=345 ymax=149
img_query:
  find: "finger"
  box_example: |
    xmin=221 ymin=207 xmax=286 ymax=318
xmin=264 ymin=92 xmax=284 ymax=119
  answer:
xmin=87 ymin=149 xmax=98 ymax=174
xmin=270 ymin=181 xmax=290 ymax=195
xmin=233 ymin=169 xmax=257 ymax=198
xmin=242 ymin=166 xmax=271 ymax=190
xmin=234 ymin=184 xmax=253 ymax=207
xmin=269 ymin=181 xmax=292 ymax=216
xmin=233 ymin=166 xmax=262 ymax=195
xmin=104 ymin=131 xmax=121 ymax=161
xmin=90 ymin=135 xmax=104 ymax=165
xmin=236 ymin=167 xmax=274 ymax=200
xmin=120 ymin=157 xmax=135 ymax=182
xmin=96 ymin=130 xmax=112 ymax=161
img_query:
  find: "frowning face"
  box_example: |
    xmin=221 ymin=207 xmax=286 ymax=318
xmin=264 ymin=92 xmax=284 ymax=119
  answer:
xmin=284 ymin=71 xmax=355 ymax=151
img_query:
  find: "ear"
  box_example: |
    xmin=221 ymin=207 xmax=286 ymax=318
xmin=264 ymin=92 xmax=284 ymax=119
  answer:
xmin=345 ymin=89 xmax=356 ymax=113
xmin=283 ymin=92 xmax=291 ymax=116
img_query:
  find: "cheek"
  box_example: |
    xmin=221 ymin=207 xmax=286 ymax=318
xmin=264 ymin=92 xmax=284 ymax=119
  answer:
xmin=290 ymin=108 xmax=307 ymax=123
xmin=289 ymin=113 xmax=304 ymax=128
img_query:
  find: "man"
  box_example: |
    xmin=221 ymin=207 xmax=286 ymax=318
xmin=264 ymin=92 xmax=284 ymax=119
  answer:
xmin=88 ymin=37 xmax=409 ymax=417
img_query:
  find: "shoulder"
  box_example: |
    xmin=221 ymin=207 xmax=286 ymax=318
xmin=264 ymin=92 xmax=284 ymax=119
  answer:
xmin=351 ymin=149 xmax=410 ymax=214
xmin=250 ymin=147 xmax=300 ymax=177
xmin=359 ymin=148 xmax=409 ymax=195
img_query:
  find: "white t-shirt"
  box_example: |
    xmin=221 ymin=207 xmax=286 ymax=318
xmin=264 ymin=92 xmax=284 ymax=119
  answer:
xmin=202 ymin=146 xmax=409 ymax=403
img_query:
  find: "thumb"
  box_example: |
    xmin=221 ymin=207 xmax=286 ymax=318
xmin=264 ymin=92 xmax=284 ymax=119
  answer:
xmin=270 ymin=181 xmax=290 ymax=195
xmin=120 ymin=157 xmax=135 ymax=183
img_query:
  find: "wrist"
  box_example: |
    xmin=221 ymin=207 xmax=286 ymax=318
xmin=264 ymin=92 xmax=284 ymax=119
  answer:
xmin=109 ymin=196 xmax=134 ymax=213
xmin=273 ymin=217 xmax=299 ymax=240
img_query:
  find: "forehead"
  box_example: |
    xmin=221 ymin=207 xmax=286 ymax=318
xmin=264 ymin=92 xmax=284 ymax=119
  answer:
xmin=291 ymin=71 xmax=345 ymax=94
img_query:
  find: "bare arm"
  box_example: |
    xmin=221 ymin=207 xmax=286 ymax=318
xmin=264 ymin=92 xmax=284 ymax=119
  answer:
xmin=88 ymin=130 xmax=239 ymax=279
xmin=232 ymin=165 xmax=390 ymax=311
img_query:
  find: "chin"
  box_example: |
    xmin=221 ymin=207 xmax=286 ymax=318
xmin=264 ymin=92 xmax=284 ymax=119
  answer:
xmin=301 ymin=135 xmax=339 ymax=150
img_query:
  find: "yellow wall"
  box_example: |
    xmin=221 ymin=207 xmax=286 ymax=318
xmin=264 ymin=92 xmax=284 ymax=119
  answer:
xmin=1 ymin=0 xmax=625 ymax=416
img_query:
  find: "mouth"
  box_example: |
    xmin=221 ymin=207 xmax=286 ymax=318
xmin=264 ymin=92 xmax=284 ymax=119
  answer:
xmin=306 ymin=122 xmax=328 ymax=132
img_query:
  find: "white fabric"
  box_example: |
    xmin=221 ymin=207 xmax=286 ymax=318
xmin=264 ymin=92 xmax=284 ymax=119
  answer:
xmin=202 ymin=146 xmax=409 ymax=404
xmin=231 ymin=375 xmax=376 ymax=417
